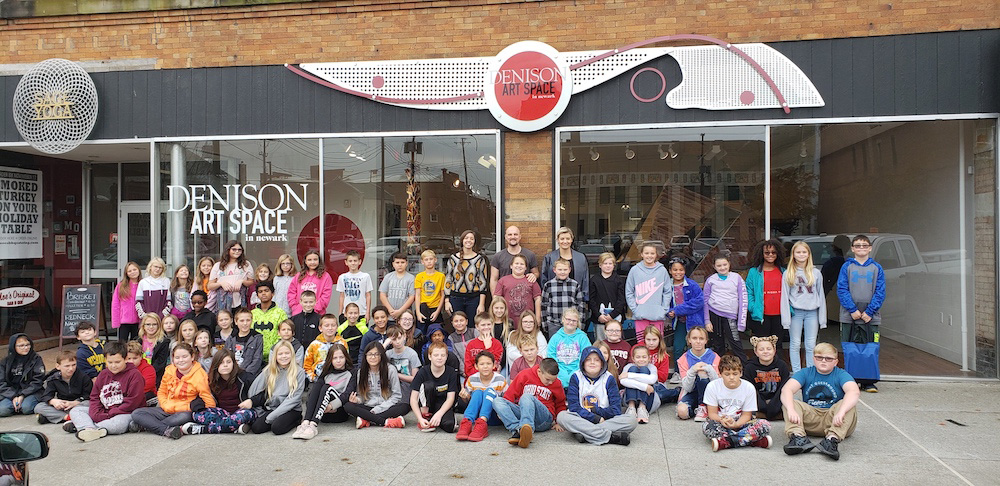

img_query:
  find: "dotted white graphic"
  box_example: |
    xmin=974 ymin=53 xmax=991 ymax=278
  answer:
xmin=13 ymin=58 xmax=98 ymax=154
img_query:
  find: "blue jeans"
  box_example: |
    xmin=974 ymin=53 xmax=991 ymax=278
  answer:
xmin=654 ymin=383 xmax=680 ymax=403
xmin=0 ymin=395 xmax=39 ymax=417
xmin=493 ymin=394 xmax=553 ymax=433
xmin=680 ymin=376 xmax=710 ymax=412
xmin=672 ymin=324 xmax=687 ymax=373
xmin=448 ymin=293 xmax=481 ymax=322
xmin=789 ymin=307 xmax=820 ymax=373
xmin=463 ymin=389 xmax=498 ymax=422
xmin=624 ymin=387 xmax=654 ymax=410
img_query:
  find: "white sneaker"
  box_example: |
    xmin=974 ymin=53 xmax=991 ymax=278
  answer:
xmin=625 ymin=405 xmax=637 ymax=418
xmin=693 ymin=405 xmax=708 ymax=422
xmin=669 ymin=372 xmax=681 ymax=385
xmin=636 ymin=405 xmax=649 ymax=424
xmin=181 ymin=422 xmax=204 ymax=435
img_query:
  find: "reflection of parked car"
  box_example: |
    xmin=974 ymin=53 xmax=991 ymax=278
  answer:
xmin=691 ymin=237 xmax=732 ymax=261
xmin=669 ymin=235 xmax=691 ymax=251
xmin=579 ymin=244 xmax=606 ymax=266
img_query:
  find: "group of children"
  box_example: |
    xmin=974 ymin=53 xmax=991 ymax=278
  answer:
xmin=1 ymin=233 xmax=879 ymax=456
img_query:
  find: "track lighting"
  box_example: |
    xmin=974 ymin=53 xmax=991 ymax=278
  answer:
xmin=589 ymin=146 xmax=600 ymax=161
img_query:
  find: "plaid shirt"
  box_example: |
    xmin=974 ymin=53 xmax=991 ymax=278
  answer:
xmin=541 ymin=277 xmax=585 ymax=336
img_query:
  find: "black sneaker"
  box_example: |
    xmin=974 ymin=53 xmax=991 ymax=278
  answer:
xmin=165 ymin=426 xmax=184 ymax=439
xmin=783 ymin=435 xmax=816 ymax=455
xmin=572 ymin=433 xmax=587 ymax=443
xmin=36 ymin=414 xmax=49 ymax=425
xmin=62 ymin=421 xmax=77 ymax=433
xmin=507 ymin=430 xmax=521 ymax=445
xmin=609 ymin=432 xmax=630 ymax=446
xmin=816 ymin=437 xmax=841 ymax=460
xmin=863 ymin=383 xmax=879 ymax=393
xmin=128 ymin=421 xmax=143 ymax=434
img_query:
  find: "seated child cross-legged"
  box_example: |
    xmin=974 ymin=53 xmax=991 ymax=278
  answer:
xmin=492 ymin=357 xmax=566 ymax=449
xmin=124 ymin=342 xmax=157 ymax=406
xmin=701 ymin=355 xmax=773 ymax=451
xmin=67 ymin=341 xmax=146 ymax=442
xmin=676 ymin=326 xmax=720 ymax=421
xmin=344 ymin=342 xmax=410 ymax=429
xmin=36 ymin=350 xmax=91 ymax=425
xmin=409 ymin=342 xmax=460 ymax=434
xmin=556 ymin=346 xmax=636 ymax=446
xmin=245 ymin=341 xmax=307 ymax=435
xmin=131 ymin=343 xmax=216 ymax=439
xmin=744 ymin=335 xmax=790 ymax=420
xmin=456 ymin=351 xmax=507 ymax=442
xmin=183 ymin=349 xmax=257 ymax=435
xmin=293 ymin=343 xmax=354 ymax=440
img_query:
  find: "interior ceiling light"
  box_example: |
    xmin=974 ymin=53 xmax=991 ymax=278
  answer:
xmin=668 ymin=143 xmax=678 ymax=159
xmin=800 ymin=141 xmax=808 ymax=158
xmin=625 ymin=143 xmax=635 ymax=160
xmin=344 ymin=144 xmax=352 ymax=153
xmin=589 ymin=146 xmax=600 ymax=161
xmin=658 ymin=144 xmax=669 ymax=160
xmin=453 ymin=179 xmax=461 ymax=187
xmin=568 ymin=148 xmax=576 ymax=162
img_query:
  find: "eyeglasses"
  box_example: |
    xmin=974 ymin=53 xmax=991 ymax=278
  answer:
xmin=15 ymin=343 xmax=31 ymax=348
xmin=231 ymin=248 xmax=244 ymax=252
xmin=852 ymin=244 xmax=870 ymax=249
xmin=605 ymin=329 xmax=622 ymax=333
xmin=366 ymin=352 xmax=381 ymax=358
xmin=814 ymin=356 xmax=837 ymax=362
xmin=564 ymin=318 xmax=579 ymax=323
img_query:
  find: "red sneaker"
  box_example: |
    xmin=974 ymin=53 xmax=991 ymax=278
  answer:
xmin=383 ymin=416 xmax=405 ymax=429
xmin=355 ymin=417 xmax=371 ymax=429
xmin=455 ymin=418 xmax=473 ymax=441
xmin=751 ymin=435 xmax=773 ymax=449
xmin=468 ymin=418 xmax=490 ymax=442
xmin=712 ymin=436 xmax=733 ymax=452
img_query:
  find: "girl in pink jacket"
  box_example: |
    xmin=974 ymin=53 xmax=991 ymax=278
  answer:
xmin=288 ymin=250 xmax=334 ymax=315
xmin=111 ymin=262 xmax=143 ymax=342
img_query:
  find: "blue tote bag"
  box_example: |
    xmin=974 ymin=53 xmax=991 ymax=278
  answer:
xmin=842 ymin=321 xmax=880 ymax=381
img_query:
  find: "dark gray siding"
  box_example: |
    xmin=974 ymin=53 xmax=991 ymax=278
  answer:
xmin=1 ymin=29 xmax=997 ymax=143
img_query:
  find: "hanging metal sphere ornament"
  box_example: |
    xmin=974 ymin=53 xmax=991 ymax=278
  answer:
xmin=13 ymin=58 xmax=99 ymax=154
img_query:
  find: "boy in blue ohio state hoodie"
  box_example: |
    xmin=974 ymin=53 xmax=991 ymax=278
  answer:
xmin=556 ymin=346 xmax=636 ymax=446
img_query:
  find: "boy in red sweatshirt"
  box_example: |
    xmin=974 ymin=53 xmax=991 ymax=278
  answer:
xmin=492 ymin=358 xmax=566 ymax=449
xmin=67 ymin=341 xmax=146 ymax=442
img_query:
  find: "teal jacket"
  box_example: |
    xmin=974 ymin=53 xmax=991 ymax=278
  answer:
xmin=747 ymin=266 xmax=790 ymax=322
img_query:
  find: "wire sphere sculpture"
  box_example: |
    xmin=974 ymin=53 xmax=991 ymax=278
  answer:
xmin=13 ymin=58 xmax=98 ymax=154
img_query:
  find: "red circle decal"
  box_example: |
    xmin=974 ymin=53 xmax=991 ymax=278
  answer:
xmin=493 ymin=51 xmax=564 ymax=122
xmin=296 ymin=213 xmax=366 ymax=284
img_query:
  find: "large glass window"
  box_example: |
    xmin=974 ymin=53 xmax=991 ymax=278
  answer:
xmin=771 ymin=120 xmax=997 ymax=378
xmin=156 ymin=134 xmax=499 ymax=316
xmin=559 ymin=127 xmax=766 ymax=281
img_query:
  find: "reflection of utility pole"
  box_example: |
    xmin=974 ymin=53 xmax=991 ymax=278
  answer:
xmin=404 ymin=138 xmax=422 ymax=246
xmin=456 ymin=137 xmax=473 ymax=228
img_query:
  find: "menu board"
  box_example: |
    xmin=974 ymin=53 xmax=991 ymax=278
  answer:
xmin=61 ymin=285 xmax=103 ymax=338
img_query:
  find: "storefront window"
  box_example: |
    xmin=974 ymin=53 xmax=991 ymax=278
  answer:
xmin=559 ymin=127 xmax=766 ymax=282
xmin=0 ymin=151 xmax=82 ymax=343
xmin=155 ymin=134 xmax=499 ymax=315
xmin=322 ymin=135 xmax=499 ymax=285
xmin=770 ymin=120 xmax=997 ymax=377
xmin=158 ymin=139 xmax=321 ymax=275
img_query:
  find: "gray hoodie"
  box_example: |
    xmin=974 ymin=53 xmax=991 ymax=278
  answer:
xmin=625 ymin=262 xmax=671 ymax=321
xmin=248 ymin=365 xmax=306 ymax=423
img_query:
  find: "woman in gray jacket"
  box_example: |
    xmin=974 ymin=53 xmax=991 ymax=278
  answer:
xmin=245 ymin=341 xmax=306 ymax=435
xmin=343 ymin=341 xmax=409 ymax=429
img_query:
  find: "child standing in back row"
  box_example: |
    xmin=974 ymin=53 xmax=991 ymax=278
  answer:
xmin=665 ymin=259 xmax=704 ymax=384
xmin=540 ymin=259 xmax=584 ymax=339
xmin=415 ymin=250 xmax=445 ymax=334
xmin=338 ymin=250 xmax=374 ymax=322
xmin=781 ymin=241 xmax=826 ymax=373
xmin=836 ymin=234 xmax=885 ymax=393
xmin=702 ymin=255 xmax=748 ymax=365
xmin=626 ymin=243 xmax=670 ymax=345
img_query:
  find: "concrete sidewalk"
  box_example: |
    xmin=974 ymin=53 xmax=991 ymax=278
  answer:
xmin=4 ymin=381 xmax=995 ymax=485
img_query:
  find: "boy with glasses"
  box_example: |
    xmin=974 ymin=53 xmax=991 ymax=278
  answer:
xmin=835 ymin=234 xmax=885 ymax=393
xmin=780 ymin=342 xmax=860 ymax=460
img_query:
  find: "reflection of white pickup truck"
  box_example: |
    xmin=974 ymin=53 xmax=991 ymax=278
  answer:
xmin=802 ymin=233 xmax=969 ymax=368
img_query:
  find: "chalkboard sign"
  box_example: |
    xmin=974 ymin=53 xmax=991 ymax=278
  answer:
xmin=61 ymin=285 xmax=103 ymax=338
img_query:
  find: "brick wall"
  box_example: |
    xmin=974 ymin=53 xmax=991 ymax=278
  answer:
xmin=973 ymin=123 xmax=996 ymax=378
xmin=0 ymin=0 xmax=996 ymax=69
xmin=503 ymin=131 xmax=552 ymax=257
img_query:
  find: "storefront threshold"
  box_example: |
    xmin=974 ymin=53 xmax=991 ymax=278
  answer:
xmin=880 ymin=374 xmax=999 ymax=383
